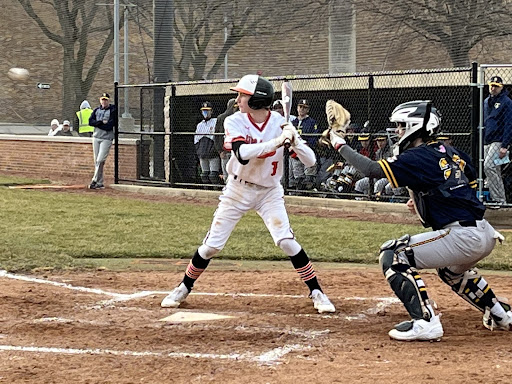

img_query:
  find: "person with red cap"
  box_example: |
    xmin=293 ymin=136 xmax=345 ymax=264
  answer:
xmin=161 ymin=74 xmax=335 ymax=314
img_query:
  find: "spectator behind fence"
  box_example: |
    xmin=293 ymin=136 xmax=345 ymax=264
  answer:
xmin=357 ymin=133 xmax=373 ymax=159
xmin=344 ymin=123 xmax=362 ymax=152
xmin=483 ymin=75 xmax=512 ymax=205
xmin=355 ymin=131 xmax=392 ymax=198
xmin=88 ymin=92 xmax=117 ymax=190
xmin=289 ymin=99 xmax=318 ymax=191
xmin=315 ymin=132 xmax=338 ymax=190
xmin=214 ymin=98 xmax=238 ymax=183
xmin=272 ymin=99 xmax=296 ymax=121
xmin=194 ymin=101 xmax=221 ymax=186
xmin=48 ymin=119 xmax=61 ymax=136
xmin=76 ymin=100 xmax=94 ymax=137
xmin=55 ymin=120 xmax=74 ymax=137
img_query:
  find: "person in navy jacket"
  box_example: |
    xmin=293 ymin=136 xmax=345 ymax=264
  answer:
xmin=483 ymin=75 xmax=512 ymax=204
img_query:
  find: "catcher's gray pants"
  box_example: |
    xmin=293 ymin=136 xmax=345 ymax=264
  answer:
xmin=484 ymin=142 xmax=506 ymax=202
xmin=406 ymin=219 xmax=498 ymax=274
xmin=92 ymin=137 xmax=113 ymax=185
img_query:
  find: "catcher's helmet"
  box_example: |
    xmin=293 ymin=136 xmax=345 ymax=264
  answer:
xmin=389 ymin=100 xmax=441 ymax=154
xmin=231 ymin=75 xmax=274 ymax=110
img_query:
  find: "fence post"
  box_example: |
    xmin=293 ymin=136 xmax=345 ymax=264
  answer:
xmin=470 ymin=62 xmax=479 ymax=168
xmin=367 ymin=74 xmax=374 ymax=127
xmin=367 ymin=75 xmax=375 ymax=199
xmin=170 ymin=84 xmax=176 ymax=187
xmin=114 ymin=81 xmax=119 ymax=184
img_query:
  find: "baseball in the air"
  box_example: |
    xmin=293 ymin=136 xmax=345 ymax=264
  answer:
xmin=7 ymin=67 xmax=30 ymax=81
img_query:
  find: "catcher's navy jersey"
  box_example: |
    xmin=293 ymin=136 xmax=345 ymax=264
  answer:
xmin=378 ymin=142 xmax=485 ymax=230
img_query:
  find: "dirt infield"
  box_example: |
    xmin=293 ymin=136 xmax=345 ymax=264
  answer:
xmin=1 ymin=263 xmax=511 ymax=383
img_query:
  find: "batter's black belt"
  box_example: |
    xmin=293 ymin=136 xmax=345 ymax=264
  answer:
xmin=232 ymin=175 xmax=262 ymax=188
xmin=233 ymin=175 xmax=251 ymax=184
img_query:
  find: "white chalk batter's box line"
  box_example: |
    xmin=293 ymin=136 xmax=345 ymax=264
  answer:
xmin=0 ymin=270 xmax=398 ymax=365
xmin=0 ymin=269 xmax=398 ymax=306
xmin=0 ymin=269 xmax=399 ymax=320
xmin=0 ymin=344 xmax=312 ymax=366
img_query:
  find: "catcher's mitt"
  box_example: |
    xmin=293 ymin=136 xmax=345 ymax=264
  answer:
xmin=319 ymin=100 xmax=351 ymax=147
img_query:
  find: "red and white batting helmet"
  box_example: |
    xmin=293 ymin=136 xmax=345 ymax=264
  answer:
xmin=231 ymin=74 xmax=274 ymax=110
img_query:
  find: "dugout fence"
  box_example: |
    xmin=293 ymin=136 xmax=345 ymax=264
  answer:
xmin=113 ymin=63 xmax=512 ymax=208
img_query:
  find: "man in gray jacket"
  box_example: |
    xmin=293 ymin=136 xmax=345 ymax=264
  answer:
xmin=88 ymin=92 xmax=117 ymax=189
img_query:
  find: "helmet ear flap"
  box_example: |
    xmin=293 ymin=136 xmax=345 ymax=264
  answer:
xmin=248 ymin=77 xmax=274 ymax=110
xmin=420 ymin=101 xmax=431 ymax=131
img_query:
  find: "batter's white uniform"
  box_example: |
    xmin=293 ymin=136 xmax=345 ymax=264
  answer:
xmin=202 ymin=110 xmax=316 ymax=250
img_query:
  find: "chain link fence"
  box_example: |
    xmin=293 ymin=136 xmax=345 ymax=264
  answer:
xmin=115 ymin=65 xmax=512 ymax=207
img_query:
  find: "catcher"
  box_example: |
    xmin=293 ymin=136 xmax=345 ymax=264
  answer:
xmin=320 ymin=99 xmax=511 ymax=341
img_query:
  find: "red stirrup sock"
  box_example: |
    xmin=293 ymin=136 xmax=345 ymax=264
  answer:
xmin=182 ymin=249 xmax=210 ymax=291
xmin=290 ymin=249 xmax=321 ymax=293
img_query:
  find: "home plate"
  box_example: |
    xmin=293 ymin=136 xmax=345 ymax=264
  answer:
xmin=160 ymin=311 xmax=236 ymax=322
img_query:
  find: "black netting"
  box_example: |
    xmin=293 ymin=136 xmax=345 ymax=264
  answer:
xmin=114 ymin=67 xmax=512 ymax=207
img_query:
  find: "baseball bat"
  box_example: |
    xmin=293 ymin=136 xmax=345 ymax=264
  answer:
xmin=282 ymin=80 xmax=293 ymax=148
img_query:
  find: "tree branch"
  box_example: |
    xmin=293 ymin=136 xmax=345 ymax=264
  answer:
xmin=16 ymin=0 xmax=64 ymax=44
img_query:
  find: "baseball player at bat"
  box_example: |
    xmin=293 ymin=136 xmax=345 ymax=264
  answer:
xmin=161 ymin=74 xmax=335 ymax=314
xmin=320 ymin=99 xmax=511 ymax=341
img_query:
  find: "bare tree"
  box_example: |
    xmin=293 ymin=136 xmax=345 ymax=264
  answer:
xmin=17 ymin=0 xmax=121 ymax=119
xmin=357 ymin=0 xmax=512 ymax=67
xmin=132 ymin=0 xmax=330 ymax=81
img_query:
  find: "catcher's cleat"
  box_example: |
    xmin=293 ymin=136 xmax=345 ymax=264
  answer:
xmin=161 ymin=283 xmax=190 ymax=308
xmin=310 ymin=289 xmax=336 ymax=314
xmin=388 ymin=314 xmax=444 ymax=341
xmin=483 ymin=303 xmax=512 ymax=331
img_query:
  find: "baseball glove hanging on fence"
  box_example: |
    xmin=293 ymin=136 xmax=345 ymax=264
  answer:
xmin=319 ymin=100 xmax=351 ymax=147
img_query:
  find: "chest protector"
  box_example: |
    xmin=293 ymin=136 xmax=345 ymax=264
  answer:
xmin=412 ymin=145 xmax=473 ymax=228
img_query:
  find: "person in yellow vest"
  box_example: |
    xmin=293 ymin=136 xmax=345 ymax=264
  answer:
xmin=76 ymin=100 xmax=94 ymax=137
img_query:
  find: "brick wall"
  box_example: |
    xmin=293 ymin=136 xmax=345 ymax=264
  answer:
xmin=3 ymin=1 xmax=512 ymax=125
xmin=0 ymin=136 xmax=138 ymax=184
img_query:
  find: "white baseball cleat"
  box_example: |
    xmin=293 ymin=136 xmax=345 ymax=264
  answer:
xmin=483 ymin=308 xmax=512 ymax=331
xmin=310 ymin=289 xmax=336 ymax=313
xmin=161 ymin=283 xmax=190 ymax=308
xmin=388 ymin=314 xmax=444 ymax=341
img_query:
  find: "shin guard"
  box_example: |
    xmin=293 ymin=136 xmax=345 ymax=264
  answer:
xmin=380 ymin=246 xmax=434 ymax=321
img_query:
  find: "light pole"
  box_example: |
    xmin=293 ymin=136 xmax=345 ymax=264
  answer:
xmin=114 ymin=0 xmax=120 ymax=83
xmin=224 ymin=13 xmax=228 ymax=79
xmin=122 ymin=6 xmax=133 ymax=119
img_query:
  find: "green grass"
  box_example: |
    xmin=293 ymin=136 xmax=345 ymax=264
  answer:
xmin=0 ymin=175 xmax=50 ymax=186
xmin=0 ymin=176 xmax=511 ymax=272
